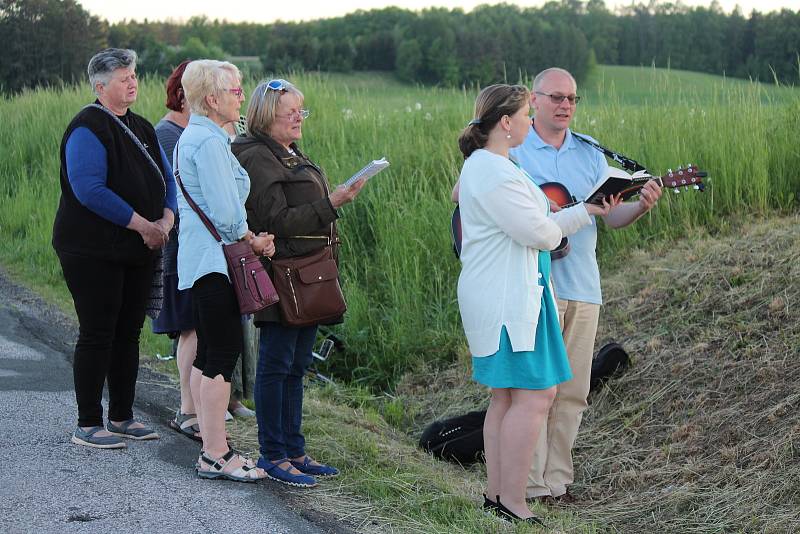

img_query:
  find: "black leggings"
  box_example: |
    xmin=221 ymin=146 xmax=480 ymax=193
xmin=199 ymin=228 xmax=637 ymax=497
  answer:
xmin=191 ymin=273 xmax=243 ymax=382
xmin=58 ymin=251 xmax=154 ymax=428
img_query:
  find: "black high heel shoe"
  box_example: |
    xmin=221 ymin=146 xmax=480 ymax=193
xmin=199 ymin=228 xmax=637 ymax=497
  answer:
xmin=482 ymin=493 xmax=499 ymax=513
xmin=495 ymin=495 xmax=546 ymax=527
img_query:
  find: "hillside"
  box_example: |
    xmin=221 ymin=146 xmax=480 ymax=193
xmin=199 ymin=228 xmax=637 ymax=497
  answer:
xmin=393 ymin=213 xmax=800 ymax=533
xmin=583 ymin=65 xmax=799 ymax=105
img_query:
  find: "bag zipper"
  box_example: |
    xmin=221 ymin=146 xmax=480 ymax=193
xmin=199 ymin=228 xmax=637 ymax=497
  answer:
xmin=251 ymin=269 xmax=264 ymax=302
xmin=284 ymin=267 xmax=300 ymax=315
xmin=240 ymin=257 xmax=248 ymax=289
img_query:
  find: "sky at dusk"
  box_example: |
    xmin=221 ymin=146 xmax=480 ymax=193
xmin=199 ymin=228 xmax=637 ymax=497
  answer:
xmin=78 ymin=0 xmax=797 ymax=24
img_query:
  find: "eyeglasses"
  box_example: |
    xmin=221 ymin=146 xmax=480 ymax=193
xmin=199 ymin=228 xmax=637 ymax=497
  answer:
xmin=276 ymin=109 xmax=310 ymax=120
xmin=535 ymin=91 xmax=581 ymax=105
xmin=263 ymin=79 xmax=290 ymax=96
xmin=227 ymin=87 xmax=244 ymax=97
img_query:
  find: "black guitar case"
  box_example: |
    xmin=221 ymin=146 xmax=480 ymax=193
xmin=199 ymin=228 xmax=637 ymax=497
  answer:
xmin=418 ymin=342 xmax=630 ymax=465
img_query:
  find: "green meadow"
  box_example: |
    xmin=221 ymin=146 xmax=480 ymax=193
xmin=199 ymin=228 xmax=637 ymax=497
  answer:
xmin=0 ymin=65 xmax=797 ymax=387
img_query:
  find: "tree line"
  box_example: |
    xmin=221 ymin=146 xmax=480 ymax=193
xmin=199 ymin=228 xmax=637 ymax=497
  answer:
xmin=1 ymin=0 xmax=799 ymax=93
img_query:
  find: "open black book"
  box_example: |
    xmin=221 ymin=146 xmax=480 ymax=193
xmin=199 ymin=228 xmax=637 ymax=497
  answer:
xmin=584 ymin=167 xmax=655 ymax=205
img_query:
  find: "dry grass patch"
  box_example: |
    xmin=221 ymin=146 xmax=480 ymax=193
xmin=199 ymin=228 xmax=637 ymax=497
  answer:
xmin=393 ymin=214 xmax=800 ymax=533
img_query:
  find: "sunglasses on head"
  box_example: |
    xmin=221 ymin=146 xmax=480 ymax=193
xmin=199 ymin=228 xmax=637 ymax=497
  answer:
xmin=263 ymin=79 xmax=290 ymax=96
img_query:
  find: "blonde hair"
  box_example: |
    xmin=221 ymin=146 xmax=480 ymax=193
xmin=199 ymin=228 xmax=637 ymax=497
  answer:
xmin=181 ymin=59 xmax=242 ymax=117
xmin=458 ymin=84 xmax=529 ymax=159
xmin=245 ymin=79 xmax=304 ymax=137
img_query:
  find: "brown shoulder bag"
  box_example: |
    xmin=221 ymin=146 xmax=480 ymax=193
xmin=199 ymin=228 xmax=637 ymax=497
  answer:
xmin=271 ymin=229 xmax=346 ymax=327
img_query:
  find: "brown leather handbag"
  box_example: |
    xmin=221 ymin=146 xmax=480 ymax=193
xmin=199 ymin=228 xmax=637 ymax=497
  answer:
xmin=271 ymin=231 xmax=346 ymax=327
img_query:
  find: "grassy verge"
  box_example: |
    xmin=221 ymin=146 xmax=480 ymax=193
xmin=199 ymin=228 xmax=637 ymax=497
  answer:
xmin=227 ymin=384 xmax=598 ymax=534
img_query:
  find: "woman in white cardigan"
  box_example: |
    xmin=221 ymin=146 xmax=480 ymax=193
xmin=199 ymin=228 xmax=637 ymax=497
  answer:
xmin=454 ymin=84 xmax=619 ymax=524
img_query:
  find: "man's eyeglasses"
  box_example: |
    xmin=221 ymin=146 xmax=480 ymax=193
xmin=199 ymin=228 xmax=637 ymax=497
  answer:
xmin=263 ymin=79 xmax=290 ymax=96
xmin=535 ymin=91 xmax=581 ymax=105
xmin=227 ymin=87 xmax=244 ymax=97
xmin=276 ymin=109 xmax=310 ymax=120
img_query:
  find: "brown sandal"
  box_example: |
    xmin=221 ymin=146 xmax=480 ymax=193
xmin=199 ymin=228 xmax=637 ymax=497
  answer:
xmin=168 ymin=411 xmax=202 ymax=442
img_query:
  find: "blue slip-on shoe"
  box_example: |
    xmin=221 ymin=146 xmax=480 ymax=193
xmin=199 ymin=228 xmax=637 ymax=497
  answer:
xmin=106 ymin=419 xmax=160 ymax=440
xmin=71 ymin=426 xmax=127 ymax=449
xmin=290 ymin=456 xmax=339 ymax=477
xmin=257 ymin=457 xmax=317 ymax=488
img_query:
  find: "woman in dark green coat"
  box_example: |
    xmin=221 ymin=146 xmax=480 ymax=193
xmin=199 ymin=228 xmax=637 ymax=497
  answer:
xmin=232 ymin=79 xmax=365 ymax=487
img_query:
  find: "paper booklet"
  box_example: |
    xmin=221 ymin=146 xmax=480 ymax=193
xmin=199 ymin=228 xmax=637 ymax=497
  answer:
xmin=584 ymin=167 xmax=653 ymax=205
xmin=343 ymin=157 xmax=390 ymax=188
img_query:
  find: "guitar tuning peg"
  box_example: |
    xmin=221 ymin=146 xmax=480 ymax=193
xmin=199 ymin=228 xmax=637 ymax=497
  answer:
xmin=678 ymin=165 xmax=683 ymax=170
xmin=667 ymin=168 xmax=673 ymax=175
xmin=673 ymin=187 xmax=680 ymax=194
xmin=693 ymin=185 xmax=700 ymax=190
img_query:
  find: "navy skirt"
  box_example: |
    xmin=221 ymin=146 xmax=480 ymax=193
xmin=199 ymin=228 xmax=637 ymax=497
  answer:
xmin=152 ymin=273 xmax=194 ymax=335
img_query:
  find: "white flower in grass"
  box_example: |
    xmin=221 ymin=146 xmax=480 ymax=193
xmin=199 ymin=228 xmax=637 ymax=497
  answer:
xmin=589 ymin=118 xmax=596 ymax=126
xmin=342 ymin=108 xmax=354 ymax=120
xmin=405 ymin=106 xmax=412 ymax=113
xmin=424 ymin=112 xmax=432 ymax=121
xmin=415 ymin=102 xmax=422 ymax=111
xmin=619 ymin=118 xmax=625 ymax=125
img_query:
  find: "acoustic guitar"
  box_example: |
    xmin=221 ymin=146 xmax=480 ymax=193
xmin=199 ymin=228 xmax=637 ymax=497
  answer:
xmin=450 ymin=165 xmax=706 ymax=259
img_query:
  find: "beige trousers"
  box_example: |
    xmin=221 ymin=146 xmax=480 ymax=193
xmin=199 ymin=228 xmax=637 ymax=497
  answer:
xmin=526 ymin=298 xmax=600 ymax=498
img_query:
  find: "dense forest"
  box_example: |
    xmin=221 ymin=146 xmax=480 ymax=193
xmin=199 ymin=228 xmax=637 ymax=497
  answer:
xmin=1 ymin=0 xmax=799 ymax=93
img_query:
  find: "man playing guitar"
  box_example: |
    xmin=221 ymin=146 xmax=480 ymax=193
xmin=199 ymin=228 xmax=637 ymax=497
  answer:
xmin=509 ymin=68 xmax=662 ymax=504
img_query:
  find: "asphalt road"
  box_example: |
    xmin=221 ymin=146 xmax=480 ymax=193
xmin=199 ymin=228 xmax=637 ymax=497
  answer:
xmin=0 ymin=271 xmax=351 ymax=534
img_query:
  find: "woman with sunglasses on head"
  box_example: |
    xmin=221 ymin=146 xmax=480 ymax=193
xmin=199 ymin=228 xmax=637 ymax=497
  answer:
xmin=176 ymin=60 xmax=276 ymax=482
xmin=454 ymin=84 xmax=617 ymax=523
xmin=232 ymin=79 xmax=366 ymax=488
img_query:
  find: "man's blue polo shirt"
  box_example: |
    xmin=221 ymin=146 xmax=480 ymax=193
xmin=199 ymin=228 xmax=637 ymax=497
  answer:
xmin=510 ymin=125 xmax=608 ymax=305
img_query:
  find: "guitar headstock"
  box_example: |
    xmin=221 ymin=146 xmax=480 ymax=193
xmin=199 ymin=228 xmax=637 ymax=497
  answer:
xmin=660 ymin=165 xmax=707 ymax=193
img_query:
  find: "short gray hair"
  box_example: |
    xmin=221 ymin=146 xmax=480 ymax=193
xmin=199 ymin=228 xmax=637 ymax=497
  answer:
xmin=88 ymin=48 xmax=137 ymax=95
xmin=246 ymin=79 xmax=304 ymax=137
xmin=532 ymin=68 xmax=577 ymax=93
xmin=181 ymin=59 xmax=242 ymax=117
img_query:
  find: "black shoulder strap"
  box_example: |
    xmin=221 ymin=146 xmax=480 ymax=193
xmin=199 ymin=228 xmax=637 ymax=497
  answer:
xmin=571 ymin=132 xmax=649 ymax=173
xmin=85 ymin=103 xmax=166 ymax=193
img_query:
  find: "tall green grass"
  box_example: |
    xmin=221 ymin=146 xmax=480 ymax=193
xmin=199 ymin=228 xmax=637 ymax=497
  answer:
xmin=0 ymin=66 xmax=797 ymax=387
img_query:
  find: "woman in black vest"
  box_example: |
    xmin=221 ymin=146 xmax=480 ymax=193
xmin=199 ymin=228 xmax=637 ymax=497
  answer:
xmin=52 ymin=48 xmax=177 ymax=449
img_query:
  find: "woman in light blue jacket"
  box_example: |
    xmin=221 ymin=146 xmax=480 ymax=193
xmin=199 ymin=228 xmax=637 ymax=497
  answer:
xmin=176 ymin=59 xmax=275 ymax=482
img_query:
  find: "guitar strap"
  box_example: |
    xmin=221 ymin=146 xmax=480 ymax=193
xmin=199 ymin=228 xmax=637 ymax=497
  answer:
xmin=571 ymin=131 xmax=649 ymax=174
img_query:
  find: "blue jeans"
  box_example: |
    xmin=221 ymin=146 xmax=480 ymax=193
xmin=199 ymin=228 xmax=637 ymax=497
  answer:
xmin=254 ymin=323 xmax=317 ymax=461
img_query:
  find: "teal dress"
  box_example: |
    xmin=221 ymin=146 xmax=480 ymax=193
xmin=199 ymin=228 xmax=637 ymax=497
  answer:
xmin=472 ymin=251 xmax=572 ymax=389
